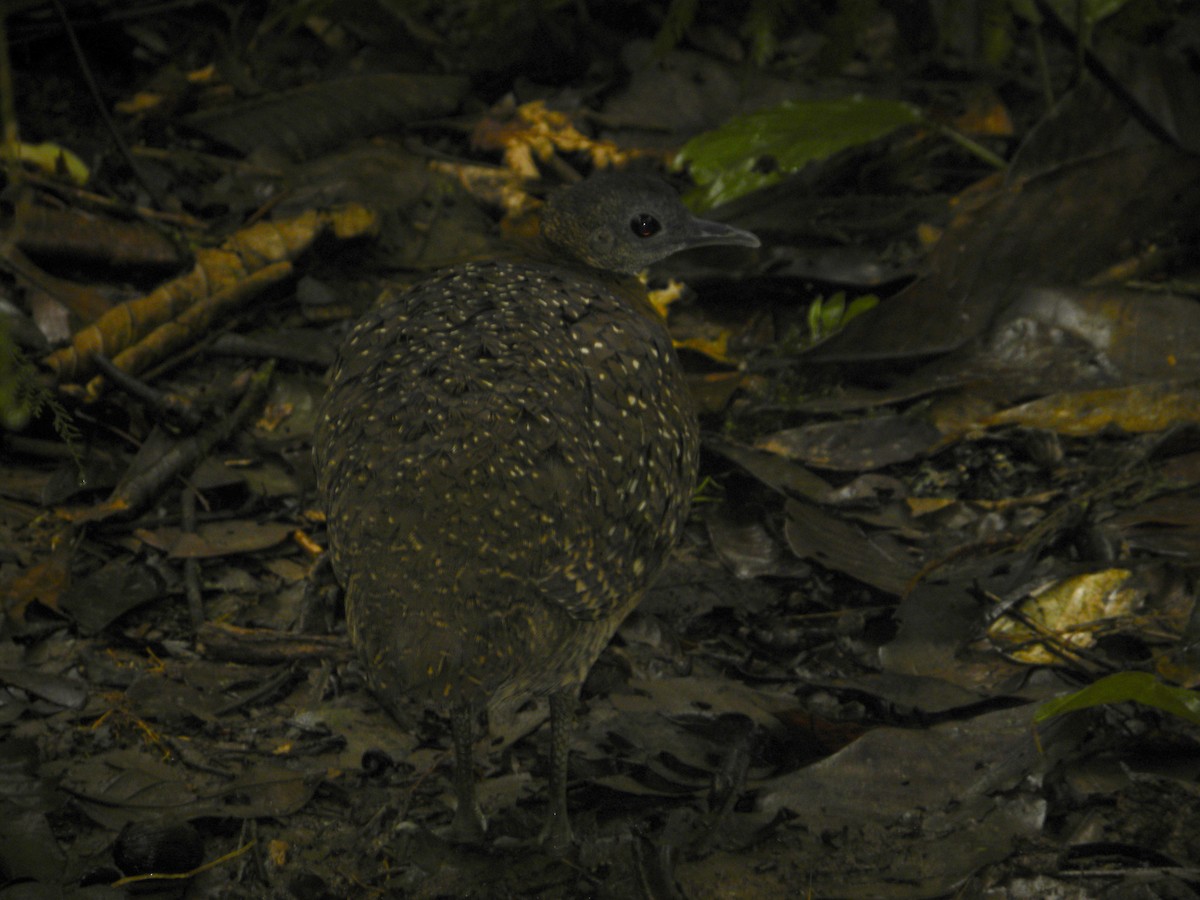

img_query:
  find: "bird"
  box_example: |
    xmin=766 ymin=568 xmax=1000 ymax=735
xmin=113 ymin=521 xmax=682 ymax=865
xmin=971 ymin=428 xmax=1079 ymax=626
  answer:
xmin=313 ymin=171 xmax=759 ymax=852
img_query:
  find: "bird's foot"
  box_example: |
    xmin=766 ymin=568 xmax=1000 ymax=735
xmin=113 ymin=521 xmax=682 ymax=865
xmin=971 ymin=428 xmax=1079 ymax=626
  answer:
xmin=445 ymin=801 xmax=487 ymax=845
xmin=537 ymin=811 xmax=574 ymax=856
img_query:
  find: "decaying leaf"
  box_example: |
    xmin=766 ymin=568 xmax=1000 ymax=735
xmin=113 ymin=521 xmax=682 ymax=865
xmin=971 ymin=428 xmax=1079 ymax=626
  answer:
xmin=134 ymin=520 xmax=296 ymax=559
xmin=988 ymin=568 xmax=1142 ymax=665
xmin=472 ymin=99 xmax=656 ymax=180
xmin=43 ymin=205 xmax=378 ymax=387
xmin=978 ymin=381 xmax=1200 ymax=436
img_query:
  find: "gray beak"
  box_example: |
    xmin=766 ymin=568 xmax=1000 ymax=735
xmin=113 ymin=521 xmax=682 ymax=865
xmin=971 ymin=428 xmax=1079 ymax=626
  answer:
xmin=684 ymin=217 xmax=761 ymax=250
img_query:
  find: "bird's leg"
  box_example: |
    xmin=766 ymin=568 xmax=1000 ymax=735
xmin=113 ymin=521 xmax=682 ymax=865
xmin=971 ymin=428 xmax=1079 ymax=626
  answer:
xmin=539 ymin=688 xmax=576 ymax=854
xmin=447 ymin=702 xmax=486 ymax=843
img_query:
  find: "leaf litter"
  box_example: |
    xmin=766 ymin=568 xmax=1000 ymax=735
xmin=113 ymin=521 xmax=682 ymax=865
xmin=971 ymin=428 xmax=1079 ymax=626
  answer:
xmin=2 ymin=4 xmax=1200 ymax=898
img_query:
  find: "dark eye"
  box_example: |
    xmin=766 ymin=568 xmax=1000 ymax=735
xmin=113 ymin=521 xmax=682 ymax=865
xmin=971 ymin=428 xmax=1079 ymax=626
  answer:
xmin=631 ymin=214 xmax=661 ymax=238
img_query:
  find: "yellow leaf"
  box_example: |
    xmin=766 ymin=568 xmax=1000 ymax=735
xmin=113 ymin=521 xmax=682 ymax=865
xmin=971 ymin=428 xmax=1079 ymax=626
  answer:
xmin=6 ymin=140 xmax=89 ymax=184
xmin=981 ymin=383 xmax=1200 ymax=436
xmin=988 ymin=568 xmax=1140 ymax=664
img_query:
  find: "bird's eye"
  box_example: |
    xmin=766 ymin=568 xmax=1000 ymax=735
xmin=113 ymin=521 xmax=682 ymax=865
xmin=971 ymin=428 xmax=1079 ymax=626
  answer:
xmin=631 ymin=214 xmax=661 ymax=238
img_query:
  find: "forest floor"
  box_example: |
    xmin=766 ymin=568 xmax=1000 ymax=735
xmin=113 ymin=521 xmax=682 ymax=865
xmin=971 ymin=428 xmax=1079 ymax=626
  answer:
xmin=2 ymin=2 xmax=1200 ymax=898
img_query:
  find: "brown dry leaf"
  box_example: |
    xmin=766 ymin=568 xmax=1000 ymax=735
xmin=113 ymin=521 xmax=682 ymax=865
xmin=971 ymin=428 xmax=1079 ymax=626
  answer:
xmin=13 ymin=201 xmax=185 ymax=271
xmin=0 ymin=242 xmax=118 ymax=329
xmin=907 ymin=497 xmax=956 ymax=517
xmin=43 ymin=204 xmax=379 ymax=385
xmin=581 ymin=676 xmax=795 ymax=794
xmin=1112 ymin=491 xmax=1200 ymax=561
xmin=953 ymin=90 xmax=1015 ymax=137
xmin=809 ymin=146 xmax=1200 ymax=364
xmin=753 ymin=703 xmax=1045 ymax=897
xmin=758 ymin=414 xmax=942 ymax=471
xmin=784 ymin=498 xmax=920 ymax=595
xmin=705 ymin=435 xmax=835 ymax=502
xmin=65 ymin=749 xmax=320 ymax=826
xmin=83 ymin=261 xmax=293 ymax=399
xmin=987 ymin=568 xmax=1140 ymax=665
xmin=991 ymin=286 xmax=1200 ymax=385
xmin=979 ymin=381 xmax=1200 ymax=436
xmin=263 ymin=558 xmax=308 ymax=583
xmin=905 ymin=492 xmax=1060 ymax=522
xmin=3 ymin=540 xmax=73 ymax=621
xmin=706 ymin=503 xmax=791 ymax=579
xmin=689 ymin=371 xmax=746 ymax=414
xmin=0 ymin=666 xmax=88 ymax=709
xmin=184 ymin=73 xmax=468 ymax=162
xmin=58 ymin=557 xmax=164 ymax=635
xmin=134 ymin=520 xmax=296 ymax=559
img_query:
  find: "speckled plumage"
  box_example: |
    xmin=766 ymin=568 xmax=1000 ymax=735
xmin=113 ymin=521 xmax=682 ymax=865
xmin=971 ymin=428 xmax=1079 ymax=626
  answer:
xmin=317 ymin=258 xmax=696 ymax=709
xmin=314 ymin=173 xmax=758 ymax=848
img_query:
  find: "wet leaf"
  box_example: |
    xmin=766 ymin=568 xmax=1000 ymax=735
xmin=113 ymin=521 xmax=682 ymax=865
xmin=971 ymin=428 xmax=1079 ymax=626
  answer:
xmin=124 ymin=673 xmax=220 ymax=725
xmin=678 ymin=97 xmax=922 ymax=210
xmin=58 ymin=558 xmax=164 ymax=635
xmin=0 ymin=807 xmax=66 ymax=883
xmin=705 ymin=503 xmax=790 ymax=579
xmin=14 ymin=202 xmax=185 ymax=272
xmin=1035 ymin=672 xmax=1200 ymax=726
xmin=0 ymin=667 xmax=88 ymax=710
xmin=758 ymin=704 xmax=1045 ymax=833
xmin=784 ymin=498 xmax=919 ymax=595
xmin=808 ymin=147 xmax=1200 ymax=365
xmin=185 ymin=74 xmax=468 ymax=162
xmin=758 ymin=414 xmax=942 ymax=471
xmin=704 ymin=436 xmax=834 ymax=502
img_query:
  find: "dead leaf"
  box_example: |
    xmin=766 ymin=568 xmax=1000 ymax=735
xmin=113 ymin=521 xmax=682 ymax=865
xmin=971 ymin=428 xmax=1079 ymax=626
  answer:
xmin=988 ymin=568 xmax=1140 ymax=665
xmin=43 ymin=205 xmax=378 ymax=386
xmin=134 ymin=520 xmax=295 ymax=558
xmin=978 ymin=382 xmax=1200 ymax=436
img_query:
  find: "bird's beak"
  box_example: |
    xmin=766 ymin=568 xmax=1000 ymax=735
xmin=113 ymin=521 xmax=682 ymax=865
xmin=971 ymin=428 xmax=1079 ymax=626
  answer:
xmin=685 ymin=218 xmax=761 ymax=250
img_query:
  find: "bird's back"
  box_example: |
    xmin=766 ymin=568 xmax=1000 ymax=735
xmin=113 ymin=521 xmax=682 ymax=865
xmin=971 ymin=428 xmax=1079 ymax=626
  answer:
xmin=315 ymin=257 xmax=699 ymax=709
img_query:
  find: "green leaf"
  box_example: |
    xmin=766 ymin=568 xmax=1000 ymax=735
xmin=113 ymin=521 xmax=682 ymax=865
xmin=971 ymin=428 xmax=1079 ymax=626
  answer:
xmin=820 ymin=292 xmax=847 ymax=334
xmin=1034 ymin=672 xmax=1200 ymax=726
xmin=843 ymin=293 xmax=879 ymax=328
xmin=805 ymin=292 xmax=879 ymax=344
xmin=677 ymin=97 xmax=922 ymax=210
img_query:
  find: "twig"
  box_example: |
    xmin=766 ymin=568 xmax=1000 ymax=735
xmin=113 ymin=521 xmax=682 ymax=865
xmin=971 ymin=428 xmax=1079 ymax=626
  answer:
xmin=111 ymin=839 xmax=256 ymax=888
xmin=49 ymin=0 xmax=165 ymax=206
xmin=181 ymin=486 xmax=204 ymax=632
xmin=74 ymin=360 xmax=275 ymax=521
xmin=92 ymin=352 xmax=203 ymax=431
